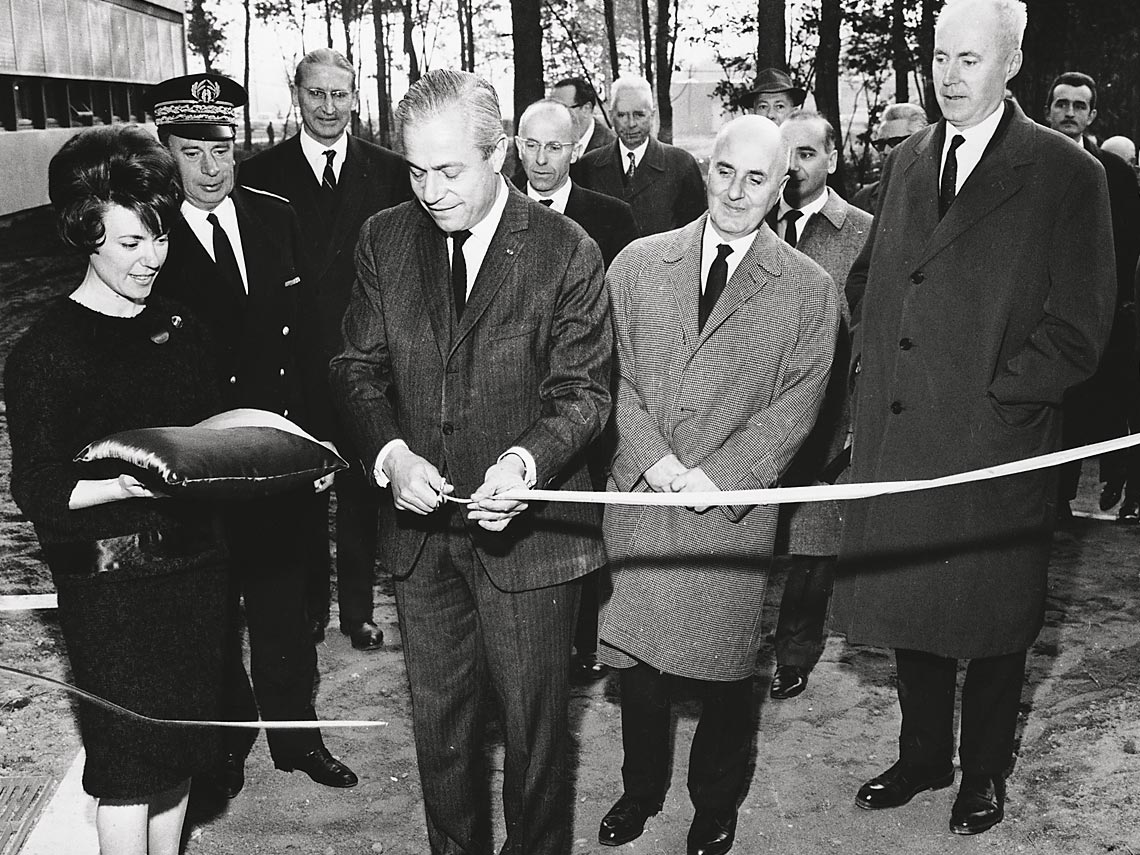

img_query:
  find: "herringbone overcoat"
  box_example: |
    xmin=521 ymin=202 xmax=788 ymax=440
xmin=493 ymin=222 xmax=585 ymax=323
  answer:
xmin=599 ymin=216 xmax=840 ymax=680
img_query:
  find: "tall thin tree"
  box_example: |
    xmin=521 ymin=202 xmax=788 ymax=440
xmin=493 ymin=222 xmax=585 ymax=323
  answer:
xmin=640 ymin=0 xmax=653 ymax=85
xmin=891 ymin=0 xmax=909 ymax=102
xmin=815 ymin=0 xmax=846 ymax=193
xmin=242 ymin=0 xmax=252 ymax=150
xmin=510 ymin=0 xmax=543 ymax=129
xmin=757 ymin=0 xmax=786 ymax=71
xmin=654 ymin=0 xmax=673 ymax=142
xmin=604 ymin=0 xmax=619 ymax=80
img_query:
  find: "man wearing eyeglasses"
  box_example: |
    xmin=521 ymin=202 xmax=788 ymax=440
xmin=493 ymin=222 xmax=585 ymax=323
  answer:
xmin=240 ymin=48 xmax=411 ymax=654
xmin=551 ymin=76 xmax=617 ymax=155
xmin=851 ymin=102 xmax=929 ymax=215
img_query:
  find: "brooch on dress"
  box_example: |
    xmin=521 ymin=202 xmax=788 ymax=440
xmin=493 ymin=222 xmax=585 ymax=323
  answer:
xmin=150 ymin=315 xmax=184 ymax=345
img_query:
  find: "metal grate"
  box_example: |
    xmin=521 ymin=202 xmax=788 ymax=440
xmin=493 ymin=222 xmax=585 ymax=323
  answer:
xmin=0 ymin=777 xmax=56 ymax=855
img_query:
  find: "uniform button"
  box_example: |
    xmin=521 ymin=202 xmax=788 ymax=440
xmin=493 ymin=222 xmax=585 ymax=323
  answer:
xmin=890 ymin=401 xmax=903 ymax=414
xmin=899 ymin=338 xmax=913 ymax=350
xmin=283 ymin=409 xmax=289 ymax=417
xmin=229 ymin=375 xmax=237 ymax=384
xmin=910 ymin=270 xmax=925 ymax=284
xmin=441 ymin=421 xmax=454 ymax=435
xmin=282 ymin=325 xmax=290 ymax=335
xmin=279 ymin=368 xmax=286 ymax=377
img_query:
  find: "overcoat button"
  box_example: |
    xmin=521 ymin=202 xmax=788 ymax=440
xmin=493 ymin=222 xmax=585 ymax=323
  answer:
xmin=442 ymin=422 xmax=454 ymax=435
xmin=890 ymin=401 xmax=903 ymax=414
xmin=282 ymin=325 xmax=290 ymax=335
xmin=910 ymin=271 xmax=925 ymax=284
xmin=899 ymin=338 xmax=913 ymax=350
xmin=279 ymin=368 xmax=286 ymax=377
xmin=229 ymin=375 xmax=237 ymax=384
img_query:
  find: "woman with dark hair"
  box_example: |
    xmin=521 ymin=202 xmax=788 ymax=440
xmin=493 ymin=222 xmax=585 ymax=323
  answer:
xmin=5 ymin=124 xmax=226 ymax=854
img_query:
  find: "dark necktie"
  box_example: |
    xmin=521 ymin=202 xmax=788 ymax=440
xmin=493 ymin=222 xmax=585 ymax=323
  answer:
xmin=939 ymin=134 xmax=965 ymax=219
xmin=699 ymin=243 xmax=733 ymax=332
xmin=207 ymin=212 xmax=244 ymax=296
xmin=539 ymin=198 xmax=553 ymax=207
xmin=450 ymin=230 xmax=471 ymax=318
xmin=783 ymin=209 xmax=803 ymax=248
xmin=322 ymin=149 xmax=337 ymax=191
xmin=624 ymin=151 xmax=636 ymax=186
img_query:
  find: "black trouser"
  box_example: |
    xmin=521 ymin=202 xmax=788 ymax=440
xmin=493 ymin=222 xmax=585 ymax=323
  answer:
xmin=222 ymin=492 xmax=324 ymax=762
xmin=895 ymin=647 xmax=1027 ymax=776
xmin=305 ymin=464 xmax=380 ymax=628
xmin=773 ymin=554 xmax=835 ymax=671
xmin=573 ymin=568 xmax=601 ymax=656
xmin=619 ymin=661 xmax=754 ymax=814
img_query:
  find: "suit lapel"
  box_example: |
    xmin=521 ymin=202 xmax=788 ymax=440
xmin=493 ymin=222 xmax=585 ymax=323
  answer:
xmin=325 ymin=138 xmax=370 ymax=273
xmin=412 ymin=207 xmax=451 ymax=361
xmin=597 ymin=142 xmax=626 ymax=197
xmin=698 ymin=225 xmax=778 ymax=344
xmin=661 ymin=216 xmax=705 ymax=351
xmin=627 ymin=136 xmax=665 ymax=200
xmin=451 ymin=186 xmax=528 ymax=354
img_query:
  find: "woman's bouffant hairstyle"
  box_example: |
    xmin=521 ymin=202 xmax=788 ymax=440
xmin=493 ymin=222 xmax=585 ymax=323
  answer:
xmin=48 ymin=125 xmax=183 ymax=254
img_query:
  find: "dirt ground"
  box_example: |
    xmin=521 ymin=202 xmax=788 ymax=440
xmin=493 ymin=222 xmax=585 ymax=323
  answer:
xmin=3 ymin=209 xmax=1140 ymax=855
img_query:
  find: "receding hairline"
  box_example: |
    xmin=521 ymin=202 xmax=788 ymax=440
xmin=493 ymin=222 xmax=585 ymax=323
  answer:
xmin=713 ymin=115 xmax=790 ymax=177
xmin=937 ymin=0 xmax=1027 ymax=55
xmin=518 ymin=99 xmax=576 ymax=134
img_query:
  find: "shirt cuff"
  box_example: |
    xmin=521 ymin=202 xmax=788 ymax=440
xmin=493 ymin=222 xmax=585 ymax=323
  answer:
xmin=498 ymin=447 xmax=537 ymax=487
xmin=373 ymin=439 xmax=409 ymax=488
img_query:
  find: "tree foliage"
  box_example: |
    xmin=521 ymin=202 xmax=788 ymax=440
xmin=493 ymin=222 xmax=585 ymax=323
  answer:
xmin=187 ymin=0 xmax=227 ymax=73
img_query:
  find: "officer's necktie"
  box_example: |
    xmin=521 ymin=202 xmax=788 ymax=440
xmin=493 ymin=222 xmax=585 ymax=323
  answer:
xmin=207 ymin=213 xmax=244 ymax=296
xmin=783 ymin=209 xmax=803 ymax=248
xmin=624 ymin=151 xmax=636 ymax=186
xmin=322 ymin=149 xmax=337 ymax=191
xmin=450 ymin=230 xmax=471 ymax=318
xmin=939 ymin=134 xmax=965 ymax=219
xmin=699 ymin=243 xmax=733 ymax=332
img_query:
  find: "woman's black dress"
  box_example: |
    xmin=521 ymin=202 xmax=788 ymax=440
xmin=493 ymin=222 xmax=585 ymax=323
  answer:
xmin=5 ymin=295 xmax=227 ymax=799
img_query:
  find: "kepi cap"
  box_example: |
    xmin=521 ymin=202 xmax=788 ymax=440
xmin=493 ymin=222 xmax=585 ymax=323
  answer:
xmin=150 ymin=73 xmax=247 ymax=141
xmin=750 ymin=67 xmax=806 ymax=106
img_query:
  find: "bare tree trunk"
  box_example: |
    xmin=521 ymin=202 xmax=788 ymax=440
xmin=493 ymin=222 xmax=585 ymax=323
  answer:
xmin=403 ymin=0 xmax=420 ymax=85
xmin=640 ymin=0 xmax=653 ymax=85
xmin=919 ymin=0 xmax=939 ymax=118
xmin=372 ymin=0 xmax=391 ymax=146
xmin=324 ymin=0 xmax=334 ymax=48
xmin=463 ymin=0 xmax=475 ymax=71
xmin=816 ymin=0 xmax=846 ymax=194
xmin=891 ymin=0 xmax=909 ymax=102
xmin=654 ymin=0 xmax=672 ymax=142
xmin=510 ymin=0 xmax=543 ymax=130
xmin=604 ymin=0 xmax=619 ymax=80
xmin=341 ymin=0 xmax=355 ymax=65
xmin=243 ymin=0 xmax=252 ymax=151
xmin=757 ymin=0 xmax=786 ymax=71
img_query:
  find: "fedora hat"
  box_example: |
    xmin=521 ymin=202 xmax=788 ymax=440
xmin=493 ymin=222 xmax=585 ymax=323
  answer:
xmin=750 ymin=67 xmax=806 ymax=106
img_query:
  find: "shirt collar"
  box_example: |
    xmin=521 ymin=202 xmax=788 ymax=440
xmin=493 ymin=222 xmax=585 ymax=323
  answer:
xmin=299 ymin=128 xmax=349 ymax=179
xmin=619 ymin=138 xmax=650 ymax=166
xmin=778 ymin=185 xmax=830 ymax=221
xmin=181 ymin=194 xmax=236 ymax=226
xmin=702 ymin=215 xmax=760 ymax=259
xmin=946 ymin=101 xmax=1005 ymax=150
xmin=579 ymin=116 xmax=595 ymax=149
xmin=466 ymin=177 xmax=510 ymax=244
xmin=527 ymin=178 xmax=573 ymax=213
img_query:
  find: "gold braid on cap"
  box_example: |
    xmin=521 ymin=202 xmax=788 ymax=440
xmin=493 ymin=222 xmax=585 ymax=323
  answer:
xmin=154 ymin=101 xmax=236 ymax=126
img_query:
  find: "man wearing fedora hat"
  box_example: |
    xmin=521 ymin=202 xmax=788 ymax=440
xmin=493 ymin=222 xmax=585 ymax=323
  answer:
xmin=151 ymin=72 xmax=359 ymax=796
xmin=749 ymin=68 xmax=807 ymax=126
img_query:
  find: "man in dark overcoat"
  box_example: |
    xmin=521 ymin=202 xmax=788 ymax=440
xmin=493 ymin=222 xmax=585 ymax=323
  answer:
xmin=831 ymin=0 xmax=1115 ymax=837
xmin=597 ymin=115 xmax=839 ymax=855
xmin=551 ymin=75 xmax=618 ymax=155
xmin=151 ymin=73 xmax=358 ymax=794
xmin=239 ymin=48 xmax=412 ymax=650
xmin=572 ymin=74 xmax=706 ymax=236
xmin=329 ymin=69 xmax=612 ymax=855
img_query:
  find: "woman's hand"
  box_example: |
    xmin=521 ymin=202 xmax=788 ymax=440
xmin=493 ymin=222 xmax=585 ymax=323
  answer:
xmin=68 ymin=475 xmax=168 ymax=510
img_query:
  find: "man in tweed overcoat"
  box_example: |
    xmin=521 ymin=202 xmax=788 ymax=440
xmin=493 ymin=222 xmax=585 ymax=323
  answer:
xmin=596 ymin=115 xmax=840 ymax=855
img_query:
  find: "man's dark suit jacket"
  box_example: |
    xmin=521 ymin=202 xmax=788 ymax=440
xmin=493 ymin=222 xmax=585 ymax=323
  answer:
xmin=511 ymin=175 xmax=639 ymax=267
xmin=155 ymin=186 xmax=314 ymax=430
xmin=572 ymin=136 xmax=707 ymax=236
xmin=329 ymin=187 xmax=612 ymax=592
xmin=239 ymin=133 xmax=412 ymax=439
xmin=584 ymin=119 xmax=617 ymax=153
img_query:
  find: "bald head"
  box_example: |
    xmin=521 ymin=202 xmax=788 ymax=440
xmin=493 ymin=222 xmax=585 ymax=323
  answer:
xmin=515 ymin=99 xmax=580 ymax=194
xmin=1101 ymin=135 xmax=1136 ymax=165
xmin=706 ymin=115 xmax=789 ymax=241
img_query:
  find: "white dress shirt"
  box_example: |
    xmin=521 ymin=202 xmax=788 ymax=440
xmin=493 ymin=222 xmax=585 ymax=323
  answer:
xmin=578 ymin=116 xmax=596 ymax=152
xmin=775 ymin=186 xmax=830 ymax=242
xmin=941 ymin=102 xmax=1005 ymax=196
xmin=180 ymin=197 xmax=249 ymax=294
xmin=700 ymin=219 xmax=759 ymax=292
xmin=299 ymin=127 xmax=349 ymax=186
xmin=526 ymin=178 xmax=573 ymax=213
xmin=374 ymin=178 xmax=537 ymax=489
xmin=619 ymin=138 xmax=650 ymax=171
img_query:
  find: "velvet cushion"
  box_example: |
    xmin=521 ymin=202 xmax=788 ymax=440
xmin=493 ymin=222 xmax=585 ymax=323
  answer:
xmin=74 ymin=408 xmax=347 ymax=499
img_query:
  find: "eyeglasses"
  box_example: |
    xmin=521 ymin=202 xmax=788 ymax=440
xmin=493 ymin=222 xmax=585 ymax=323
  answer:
xmin=871 ymin=136 xmax=909 ymax=152
xmin=303 ymin=87 xmax=354 ymax=106
xmin=516 ymin=137 xmax=577 ymax=156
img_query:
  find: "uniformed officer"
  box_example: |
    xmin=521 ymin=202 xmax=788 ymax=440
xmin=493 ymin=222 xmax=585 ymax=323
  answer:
xmin=151 ymin=73 xmax=359 ymax=795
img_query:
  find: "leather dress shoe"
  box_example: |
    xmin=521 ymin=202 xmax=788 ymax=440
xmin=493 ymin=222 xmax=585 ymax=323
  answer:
xmin=310 ymin=617 xmax=327 ymax=644
xmin=687 ymin=809 xmax=737 ymax=855
xmin=218 ymin=751 xmax=245 ymax=799
xmin=571 ymin=652 xmax=608 ymax=683
xmin=769 ymin=664 xmax=808 ymax=700
xmin=855 ymin=760 xmax=954 ymax=810
xmin=342 ymin=620 xmax=384 ymax=651
xmin=276 ymin=747 xmax=358 ymax=788
xmin=1119 ymin=497 xmax=1140 ymax=523
xmin=950 ymin=773 xmax=1005 ymax=835
xmin=1100 ymin=481 xmax=1124 ymax=511
xmin=598 ymin=794 xmax=662 ymax=846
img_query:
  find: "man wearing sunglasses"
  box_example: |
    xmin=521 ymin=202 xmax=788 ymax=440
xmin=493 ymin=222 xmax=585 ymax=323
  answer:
xmin=851 ymin=102 xmax=929 ymax=215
